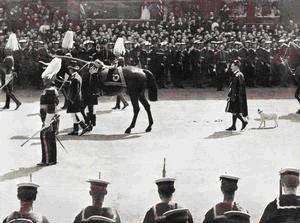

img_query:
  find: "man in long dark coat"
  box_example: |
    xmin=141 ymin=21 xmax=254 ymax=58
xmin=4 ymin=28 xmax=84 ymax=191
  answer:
xmin=225 ymin=60 xmax=248 ymax=131
xmin=259 ymin=168 xmax=300 ymax=223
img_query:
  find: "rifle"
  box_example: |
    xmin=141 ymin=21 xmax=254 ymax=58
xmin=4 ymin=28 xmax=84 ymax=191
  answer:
xmin=20 ymin=114 xmax=60 ymax=147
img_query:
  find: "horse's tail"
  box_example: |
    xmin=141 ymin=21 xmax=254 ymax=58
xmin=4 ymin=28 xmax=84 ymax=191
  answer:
xmin=143 ymin=69 xmax=158 ymax=101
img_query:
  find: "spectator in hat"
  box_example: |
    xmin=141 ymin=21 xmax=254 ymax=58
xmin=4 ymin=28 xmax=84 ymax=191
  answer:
xmin=225 ymin=59 xmax=248 ymax=131
xmin=3 ymin=182 xmax=49 ymax=223
xmin=73 ymin=177 xmax=121 ymax=223
xmin=143 ymin=174 xmax=193 ymax=223
xmin=203 ymin=175 xmax=250 ymax=223
xmin=259 ymin=168 xmax=300 ymax=223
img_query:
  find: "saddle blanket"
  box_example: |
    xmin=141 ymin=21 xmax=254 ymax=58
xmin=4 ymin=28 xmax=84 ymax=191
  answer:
xmin=103 ymin=67 xmax=126 ymax=88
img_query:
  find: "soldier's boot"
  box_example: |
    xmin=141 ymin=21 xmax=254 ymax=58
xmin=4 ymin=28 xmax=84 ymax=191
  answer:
xmin=90 ymin=113 xmax=96 ymax=126
xmin=68 ymin=123 xmax=79 ymax=136
xmin=2 ymin=94 xmax=10 ymax=109
xmin=86 ymin=113 xmax=93 ymax=131
xmin=226 ymin=115 xmax=237 ymax=131
xmin=79 ymin=121 xmax=90 ymax=136
xmin=237 ymin=114 xmax=248 ymax=130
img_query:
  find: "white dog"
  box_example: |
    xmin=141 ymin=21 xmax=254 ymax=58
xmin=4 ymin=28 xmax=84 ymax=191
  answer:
xmin=258 ymin=109 xmax=278 ymax=128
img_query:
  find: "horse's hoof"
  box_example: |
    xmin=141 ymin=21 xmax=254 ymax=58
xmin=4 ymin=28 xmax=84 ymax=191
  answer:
xmin=145 ymin=127 xmax=152 ymax=132
xmin=125 ymin=129 xmax=131 ymax=134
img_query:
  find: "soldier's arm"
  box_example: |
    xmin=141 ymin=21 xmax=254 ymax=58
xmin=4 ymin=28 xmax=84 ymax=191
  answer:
xmin=202 ymin=208 xmax=214 ymax=223
xmin=143 ymin=209 xmax=155 ymax=223
xmin=259 ymin=200 xmax=276 ymax=223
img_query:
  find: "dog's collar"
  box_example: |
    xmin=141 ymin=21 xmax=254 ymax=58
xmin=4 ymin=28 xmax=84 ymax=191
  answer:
xmin=258 ymin=110 xmax=263 ymax=114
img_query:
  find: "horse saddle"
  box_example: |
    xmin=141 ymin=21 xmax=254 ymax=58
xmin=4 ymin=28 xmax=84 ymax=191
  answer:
xmin=103 ymin=67 xmax=126 ymax=88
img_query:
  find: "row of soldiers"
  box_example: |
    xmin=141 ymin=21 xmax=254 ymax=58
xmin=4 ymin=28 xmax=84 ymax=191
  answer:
xmin=8 ymin=37 xmax=292 ymax=90
xmin=3 ymin=166 xmax=300 ymax=223
xmin=64 ymin=38 xmax=291 ymax=90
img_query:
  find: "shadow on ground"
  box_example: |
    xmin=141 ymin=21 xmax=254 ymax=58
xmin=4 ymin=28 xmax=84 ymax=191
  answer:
xmin=250 ymin=127 xmax=277 ymax=130
xmin=11 ymin=133 xmax=141 ymax=142
xmin=58 ymin=133 xmax=141 ymax=141
xmin=96 ymin=110 xmax=113 ymax=115
xmin=279 ymin=113 xmax=300 ymax=122
xmin=0 ymin=166 xmax=43 ymax=182
xmin=205 ymin=131 xmax=241 ymax=139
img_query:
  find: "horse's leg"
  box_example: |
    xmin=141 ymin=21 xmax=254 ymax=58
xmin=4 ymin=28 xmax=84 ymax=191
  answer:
xmin=125 ymin=95 xmax=140 ymax=134
xmin=295 ymin=86 xmax=300 ymax=104
xmin=139 ymin=94 xmax=153 ymax=132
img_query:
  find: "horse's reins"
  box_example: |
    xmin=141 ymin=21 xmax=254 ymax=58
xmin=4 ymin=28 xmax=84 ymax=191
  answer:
xmin=280 ymin=42 xmax=295 ymax=76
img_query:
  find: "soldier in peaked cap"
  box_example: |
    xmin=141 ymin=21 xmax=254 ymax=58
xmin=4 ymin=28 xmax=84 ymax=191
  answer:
xmin=66 ymin=62 xmax=89 ymax=136
xmin=73 ymin=176 xmax=121 ymax=223
xmin=203 ymin=175 xmax=250 ymax=223
xmin=225 ymin=60 xmax=248 ymax=131
xmin=3 ymin=182 xmax=49 ymax=223
xmin=259 ymin=168 xmax=300 ymax=223
xmin=143 ymin=160 xmax=193 ymax=223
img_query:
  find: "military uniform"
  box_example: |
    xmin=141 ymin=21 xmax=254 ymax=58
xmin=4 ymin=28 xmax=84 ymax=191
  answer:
xmin=67 ymin=64 xmax=89 ymax=136
xmin=215 ymin=45 xmax=228 ymax=91
xmin=1 ymin=55 xmax=21 ymax=109
xmin=73 ymin=178 xmax=121 ymax=223
xmin=143 ymin=166 xmax=193 ymax=223
xmin=203 ymin=175 xmax=250 ymax=223
xmin=39 ymin=82 xmax=59 ymax=166
xmin=81 ymin=61 xmax=100 ymax=128
xmin=259 ymin=168 xmax=300 ymax=223
xmin=190 ymin=42 xmax=202 ymax=88
xmin=3 ymin=183 xmax=49 ymax=223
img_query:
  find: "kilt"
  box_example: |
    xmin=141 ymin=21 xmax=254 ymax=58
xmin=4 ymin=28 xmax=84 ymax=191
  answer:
xmin=82 ymin=94 xmax=98 ymax=107
xmin=67 ymin=99 xmax=83 ymax=113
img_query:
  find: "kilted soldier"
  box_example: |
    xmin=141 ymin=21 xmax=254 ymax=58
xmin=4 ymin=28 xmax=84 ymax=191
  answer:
xmin=73 ymin=177 xmax=121 ymax=223
xmin=38 ymin=76 xmax=59 ymax=166
xmin=225 ymin=60 xmax=248 ymax=131
xmin=143 ymin=160 xmax=193 ymax=223
xmin=81 ymin=59 xmax=102 ymax=131
xmin=3 ymin=182 xmax=49 ymax=223
xmin=67 ymin=63 xmax=89 ymax=136
xmin=259 ymin=168 xmax=300 ymax=223
xmin=203 ymin=175 xmax=250 ymax=223
xmin=0 ymin=51 xmax=21 ymax=110
xmin=215 ymin=42 xmax=228 ymax=91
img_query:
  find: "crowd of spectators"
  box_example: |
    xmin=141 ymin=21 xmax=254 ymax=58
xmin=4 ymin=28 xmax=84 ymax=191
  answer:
xmin=0 ymin=0 xmax=298 ymax=89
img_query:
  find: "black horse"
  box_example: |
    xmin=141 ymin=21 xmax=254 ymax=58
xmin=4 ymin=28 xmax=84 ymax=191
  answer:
xmin=45 ymin=56 xmax=158 ymax=133
xmin=281 ymin=42 xmax=300 ymax=113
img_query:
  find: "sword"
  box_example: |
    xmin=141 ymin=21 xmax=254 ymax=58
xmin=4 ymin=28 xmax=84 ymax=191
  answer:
xmin=55 ymin=135 xmax=68 ymax=153
xmin=20 ymin=114 xmax=60 ymax=147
